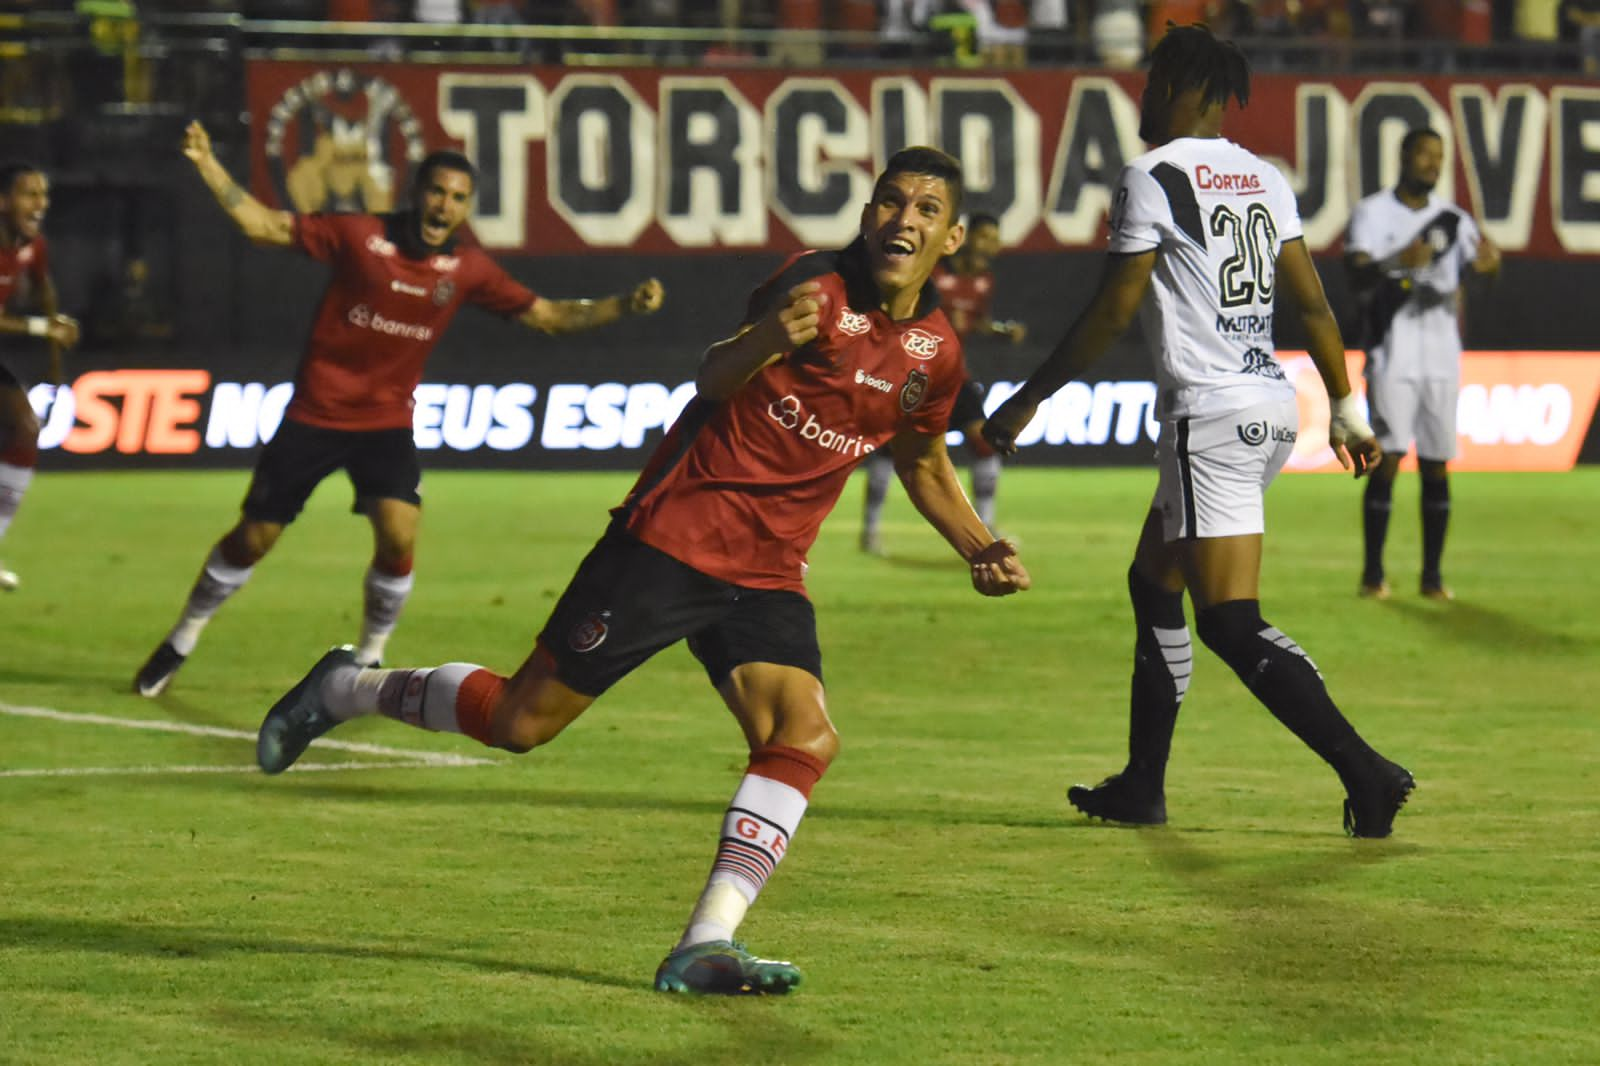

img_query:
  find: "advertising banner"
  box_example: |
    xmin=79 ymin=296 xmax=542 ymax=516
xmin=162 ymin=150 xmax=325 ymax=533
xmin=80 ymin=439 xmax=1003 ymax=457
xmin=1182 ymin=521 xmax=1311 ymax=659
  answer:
xmin=28 ymin=351 xmax=1600 ymax=472
xmin=246 ymin=62 xmax=1600 ymax=259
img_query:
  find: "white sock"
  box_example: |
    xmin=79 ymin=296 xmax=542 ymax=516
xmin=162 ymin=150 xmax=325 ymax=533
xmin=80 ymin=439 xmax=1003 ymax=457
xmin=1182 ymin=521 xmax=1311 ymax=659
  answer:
xmin=677 ymin=770 xmax=812 ymax=950
xmin=0 ymin=461 xmax=34 ymax=542
xmin=167 ymin=545 xmax=254 ymax=656
xmin=323 ymin=662 xmax=483 ymax=732
xmin=355 ymin=564 xmax=414 ymax=665
xmin=320 ymin=664 xmax=389 ymax=722
xmin=972 ymin=454 xmax=1001 ymax=529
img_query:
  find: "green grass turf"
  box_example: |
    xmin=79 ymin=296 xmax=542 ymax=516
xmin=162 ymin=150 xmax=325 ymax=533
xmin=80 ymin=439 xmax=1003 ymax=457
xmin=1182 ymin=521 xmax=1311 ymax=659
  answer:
xmin=2 ymin=466 xmax=1597 ymax=1065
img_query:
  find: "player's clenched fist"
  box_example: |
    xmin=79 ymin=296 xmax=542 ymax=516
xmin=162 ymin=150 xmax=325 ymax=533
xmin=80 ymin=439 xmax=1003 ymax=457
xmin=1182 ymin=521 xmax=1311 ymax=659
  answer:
xmin=629 ymin=278 xmax=665 ymax=315
xmin=968 ymin=538 xmax=1031 ymax=596
xmin=761 ymin=280 xmax=826 ymax=353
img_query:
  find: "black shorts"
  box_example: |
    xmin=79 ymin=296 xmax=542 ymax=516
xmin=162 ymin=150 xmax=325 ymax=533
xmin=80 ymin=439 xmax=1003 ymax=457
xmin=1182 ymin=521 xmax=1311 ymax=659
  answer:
xmin=949 ymin=378 xmax=987 ymax=433
xmin=242 ymin=418 xmax=422 ymax=525
xmin=538 ymin=530 xmax=823 ymax=697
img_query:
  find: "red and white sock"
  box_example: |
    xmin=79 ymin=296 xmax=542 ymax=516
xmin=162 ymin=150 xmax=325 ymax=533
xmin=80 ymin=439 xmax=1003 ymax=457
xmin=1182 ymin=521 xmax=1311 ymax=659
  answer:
xmin=354 ymin=555 xmax=414 ymax=666
xmin=0 ymin=451 xmax=37 ymax=543
xmin=167 ymin=544 xmax=255 ymax=655
xmin=676 ymin=745 xmax=828 ymax=950
xmin=322 ymin=662 xmax=504 ymax=744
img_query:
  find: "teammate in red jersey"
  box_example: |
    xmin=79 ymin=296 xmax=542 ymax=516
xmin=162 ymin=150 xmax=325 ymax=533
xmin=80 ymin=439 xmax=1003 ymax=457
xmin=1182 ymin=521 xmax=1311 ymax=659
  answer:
xmin=0 ymin=162 xmax=80 ymax=592
xmin=254 ymin=147 xmax=1030 ymax=995
xmin=859 ymin=211 xmax=1026 ymax=554
xmin=133 ymin=121 xmax=663 ymax=697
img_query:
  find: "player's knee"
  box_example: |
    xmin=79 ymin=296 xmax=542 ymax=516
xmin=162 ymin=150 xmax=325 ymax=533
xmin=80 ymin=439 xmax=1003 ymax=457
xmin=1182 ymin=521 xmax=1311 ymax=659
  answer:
xmin=1194 ymin=599 xmax=1264 ymax=677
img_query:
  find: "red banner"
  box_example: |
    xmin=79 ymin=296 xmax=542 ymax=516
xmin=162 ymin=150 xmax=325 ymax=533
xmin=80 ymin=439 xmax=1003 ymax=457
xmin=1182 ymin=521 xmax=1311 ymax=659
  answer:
xmin=246 ymin=62 xmax=1600 ymax=258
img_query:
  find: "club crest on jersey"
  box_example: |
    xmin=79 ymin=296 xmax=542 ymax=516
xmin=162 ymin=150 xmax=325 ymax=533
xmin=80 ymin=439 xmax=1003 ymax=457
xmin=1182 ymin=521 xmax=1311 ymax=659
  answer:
xmin=569 ymin=611 xmax=611 ymax=654
xmin=901 ymin=327 xmax=942 ymax=360
xmin=900 ymin=368 xmax=928 ymax=412
xmin=837 ymin=308 xmax=870 ymax=336
xmin=432 ymin=278 xmax=455 ymax=306
xmin=1240 ymin=346 xmax=1286 ymax=380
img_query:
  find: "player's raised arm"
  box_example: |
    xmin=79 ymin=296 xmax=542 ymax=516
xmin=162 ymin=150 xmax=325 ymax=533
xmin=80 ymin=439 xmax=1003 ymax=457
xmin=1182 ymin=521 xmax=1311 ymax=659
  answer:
xmin=983 ymin=250 xmax=1155 ymax=454
xmin=890 ymin=429 xmax=1030 ymax=596
xmin=183 ymin=120 xmax=293 ymax=247
xmin=1277 ymin=236 xmax=1381 ymax=477
xmin=518 ymin=277 xmax=664 ymax=336
xmin=695 ymin=280 xmax=824 ymax=402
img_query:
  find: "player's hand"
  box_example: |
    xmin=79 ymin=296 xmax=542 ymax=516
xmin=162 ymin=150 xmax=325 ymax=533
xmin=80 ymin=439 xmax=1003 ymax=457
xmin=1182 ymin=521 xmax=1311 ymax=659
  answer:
xmin=1397 ymin=237 xmax=1431 ymax=269
xmin=981 ymin=391 xmax=1038 ymax=456
xmin=628 ymin=278 xmax=664 ymax=315
xmin=1328 ymin=393 xmax=1381 ymax=477
xmin=759 ymin=280 xmax=826 ymax=353
xmin=969 ymin=538 xmax=1030 ymax=596
xmin=46 ymin=313 xmax=80 ymax=349
xmin=1474 ymin=235 xmax=1501 ymax=276
xmin=182 ymin=120 xmax=214 ymax=166
xmin=1000 ymin=320 xmax=1027 ymax=345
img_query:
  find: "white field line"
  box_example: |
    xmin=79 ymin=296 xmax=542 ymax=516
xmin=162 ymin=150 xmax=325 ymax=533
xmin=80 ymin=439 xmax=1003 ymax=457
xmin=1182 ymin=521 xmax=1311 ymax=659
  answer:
xmin=0 ymin=701 xmax=498 ymax=777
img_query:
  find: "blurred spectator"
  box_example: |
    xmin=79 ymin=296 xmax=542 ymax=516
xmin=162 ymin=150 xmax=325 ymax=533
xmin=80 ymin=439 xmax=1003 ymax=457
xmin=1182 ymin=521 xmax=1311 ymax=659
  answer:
xmin=414 ymin=0 xmax=461 ymax=24
xmin=1568 ymin=0 xmax=1600 ymax=71
xmin=1515 ymin=0 xmax=1561 ymax=40
xmin=1359 ymin=0 xmax=1415 ymax=38
xmin=90 ymin=257 xmax=172 ymax=345
xmin=1147 ymin=1 xmax=1216 ymax=46
xmin=1090 ymin=0 xmax=1142 ymax=67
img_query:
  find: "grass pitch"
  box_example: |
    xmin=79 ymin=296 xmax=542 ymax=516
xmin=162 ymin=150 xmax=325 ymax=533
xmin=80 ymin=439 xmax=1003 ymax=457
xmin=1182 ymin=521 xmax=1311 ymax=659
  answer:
xmin=3 ymin=465 xmax=1597 ymax=1065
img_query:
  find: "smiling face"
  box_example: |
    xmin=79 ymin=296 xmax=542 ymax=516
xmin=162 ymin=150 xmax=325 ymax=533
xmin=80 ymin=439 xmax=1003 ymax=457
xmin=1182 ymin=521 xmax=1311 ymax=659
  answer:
xmin=0 ymin=170 xmax=48 ymax=246
xmin=412 ymin=165 xmax=474 ymax=248
xmin=860 ymin=171 xmax=965 ymax=319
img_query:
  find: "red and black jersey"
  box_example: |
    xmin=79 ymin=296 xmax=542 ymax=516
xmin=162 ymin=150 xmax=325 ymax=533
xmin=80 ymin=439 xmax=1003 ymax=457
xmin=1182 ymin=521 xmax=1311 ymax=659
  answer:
xmin=286 ymin=213 xmax=539 ymax=431
xmin=616 ymin=239 xmax=966 ymax=593
xmin=0 ymin=234 xmax=49 ymax=311
xmin=931 ymin=261 xmax=993 ymax=341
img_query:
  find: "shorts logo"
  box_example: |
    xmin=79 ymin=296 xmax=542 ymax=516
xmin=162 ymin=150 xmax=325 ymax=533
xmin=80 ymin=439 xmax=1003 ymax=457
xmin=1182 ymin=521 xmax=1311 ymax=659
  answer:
xmin=901 ymin=327 xmax=942 ymax=360
xmin=433 ymin=279 xmax=455 ymax=306
xmin=569 ymin=610 xmax=611 ymax=653
xmin=900 ymin=368 xmax=928 ymax=412
xmin=837 ymin=308 xmax=871 ymax=336
xmin=1236 ymin=421 xmax=1297 ymax=446
xmin=1240 ymin=346 xmax=1286 ymax=380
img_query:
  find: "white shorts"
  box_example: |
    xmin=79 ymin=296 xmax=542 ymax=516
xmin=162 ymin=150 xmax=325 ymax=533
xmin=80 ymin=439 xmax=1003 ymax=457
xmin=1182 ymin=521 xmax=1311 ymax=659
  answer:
xmin=1153 ymin=397 xmax=1298 ymax=541
xmin=1366 ymin=374 xmax=1458 ymax=462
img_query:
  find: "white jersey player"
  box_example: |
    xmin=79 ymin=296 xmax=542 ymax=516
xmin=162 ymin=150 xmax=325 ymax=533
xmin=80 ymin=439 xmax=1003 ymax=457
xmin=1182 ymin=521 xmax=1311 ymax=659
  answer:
xmin=986 ymin=22 xmax=1414 ymax=838
xmin=1345 ymin=126 xmax=1500 ymax=602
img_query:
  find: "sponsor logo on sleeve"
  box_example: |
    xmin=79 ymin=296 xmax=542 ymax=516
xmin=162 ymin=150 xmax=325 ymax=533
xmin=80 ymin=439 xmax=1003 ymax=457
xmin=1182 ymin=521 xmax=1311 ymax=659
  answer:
xmin=837 ymin=308 xmax=871 ymax=336
xmin=902 ymin=327 xmax=942 ymax=360
xmin=900 ymin=367 xmax=928 ymax=412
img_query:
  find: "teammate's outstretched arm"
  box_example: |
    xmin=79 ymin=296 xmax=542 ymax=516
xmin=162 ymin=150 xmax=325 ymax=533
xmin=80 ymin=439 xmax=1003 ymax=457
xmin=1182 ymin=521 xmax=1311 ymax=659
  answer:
xmin=695 ymin=281 xmax=824 ymax=401
xmin=1277 ymin=237 xmax=1381 ymax=477
xmin=983 ymin=250 xmax=1156 ymax=454
xmin=891 ymin=429 xmax=1030 ymax=596
xmin=519 ymin=277 xmax=664 ymax=335
xmin=183 ymin=120 xmax=293 ymax=247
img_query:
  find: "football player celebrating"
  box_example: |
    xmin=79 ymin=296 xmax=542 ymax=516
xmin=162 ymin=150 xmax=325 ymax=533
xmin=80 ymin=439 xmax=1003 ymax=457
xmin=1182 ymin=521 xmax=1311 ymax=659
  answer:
xmin=255 ymin=147 xmax=1029 ymax=995
xmin=133 ymin=121 xmax=663 ymax=697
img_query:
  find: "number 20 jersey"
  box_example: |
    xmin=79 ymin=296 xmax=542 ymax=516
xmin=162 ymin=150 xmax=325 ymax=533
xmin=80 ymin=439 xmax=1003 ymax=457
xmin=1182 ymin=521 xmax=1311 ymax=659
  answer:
xmin=1109 ymin=136 xmax=1303 ymax=420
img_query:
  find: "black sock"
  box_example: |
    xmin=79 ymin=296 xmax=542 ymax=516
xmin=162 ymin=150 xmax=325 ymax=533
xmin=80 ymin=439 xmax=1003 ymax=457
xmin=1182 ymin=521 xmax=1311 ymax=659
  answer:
xmin=1362 ymin=475 xmax=1394 ymax=584
xmin=1195 ymin=600 xmax=1373 ymax=775
xmin=1125 ymin=565 xmax=1191 ymax=790
xmin=1421 ymin=473 xmax=1450 ymax=587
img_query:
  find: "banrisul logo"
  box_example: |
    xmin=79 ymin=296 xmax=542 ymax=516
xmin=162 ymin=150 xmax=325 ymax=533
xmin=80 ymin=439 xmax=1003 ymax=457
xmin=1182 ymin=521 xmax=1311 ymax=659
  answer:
xmin=263 ymin=68 xmax=426 ymax=215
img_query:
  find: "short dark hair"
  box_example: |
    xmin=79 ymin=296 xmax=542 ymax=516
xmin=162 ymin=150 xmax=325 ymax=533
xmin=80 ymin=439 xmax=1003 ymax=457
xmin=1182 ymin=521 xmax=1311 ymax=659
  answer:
xmin=412 ymin=150 xmax=477 ymax=196
xmin=876 ymin=146 xmax=964 ymax=220
xmin=1147 ymin=22 xmax=1251 ymax=111
xmin=967 ymin=211 xmax=1000 ymax=232
xmin=1400 ymin=127 xmax=1443 ymax=157
xmin=0 ymin=161 xmax=44 ymax=196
